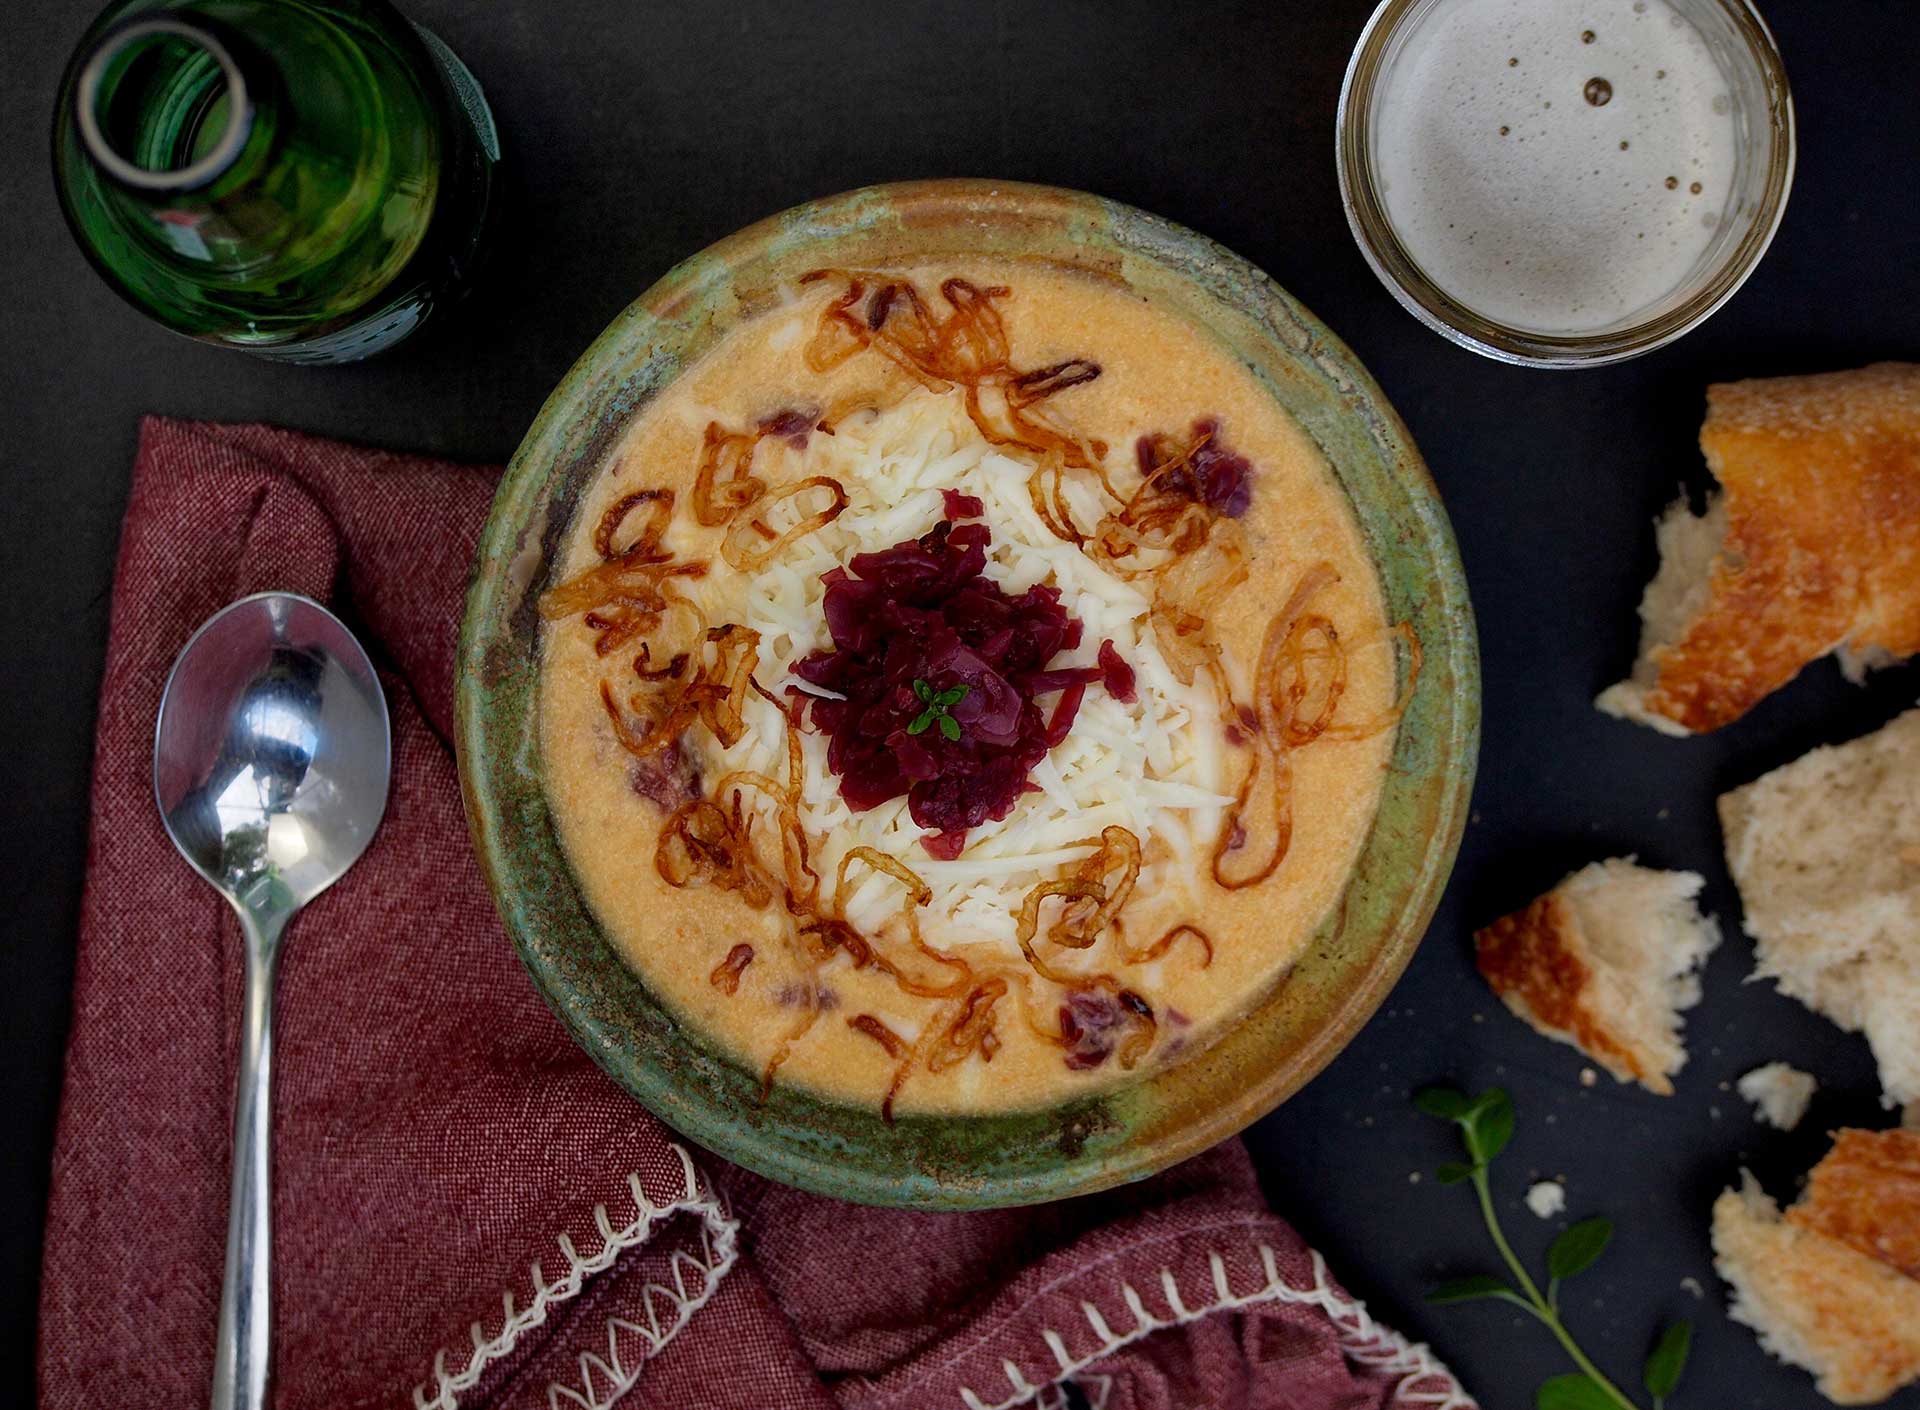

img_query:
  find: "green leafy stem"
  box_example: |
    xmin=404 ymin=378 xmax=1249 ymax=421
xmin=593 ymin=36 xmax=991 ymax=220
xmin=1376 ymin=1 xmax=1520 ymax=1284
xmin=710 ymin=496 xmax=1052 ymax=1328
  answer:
xmin=1417 ymin=1087 xmax=1692 ymax=1410
xmin=907 ymin=679 xmax=969 ymax=741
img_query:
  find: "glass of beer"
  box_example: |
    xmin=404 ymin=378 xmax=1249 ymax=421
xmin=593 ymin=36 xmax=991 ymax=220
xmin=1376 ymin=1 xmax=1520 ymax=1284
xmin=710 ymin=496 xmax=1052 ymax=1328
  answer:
xmin=1337 ymin=0 xmax=1794 ymax=367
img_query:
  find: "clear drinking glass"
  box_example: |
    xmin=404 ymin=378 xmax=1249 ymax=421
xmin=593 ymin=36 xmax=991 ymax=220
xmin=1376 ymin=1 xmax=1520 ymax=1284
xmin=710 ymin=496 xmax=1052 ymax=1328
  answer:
xmin=1337 ymin=0 xmax=1794 ymax=367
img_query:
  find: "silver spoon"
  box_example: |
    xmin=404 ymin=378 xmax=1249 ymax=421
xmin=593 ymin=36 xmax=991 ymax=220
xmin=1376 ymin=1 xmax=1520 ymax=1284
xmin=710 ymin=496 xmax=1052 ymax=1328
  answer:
xmin=155 ymin=592 xmax=391 ymax=1410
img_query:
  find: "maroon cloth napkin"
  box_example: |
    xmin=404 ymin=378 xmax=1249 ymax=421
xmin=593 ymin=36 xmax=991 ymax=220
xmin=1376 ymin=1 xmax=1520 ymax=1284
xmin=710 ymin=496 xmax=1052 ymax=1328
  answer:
xmin=39 ymin=418 xmax=1474 ymax=1410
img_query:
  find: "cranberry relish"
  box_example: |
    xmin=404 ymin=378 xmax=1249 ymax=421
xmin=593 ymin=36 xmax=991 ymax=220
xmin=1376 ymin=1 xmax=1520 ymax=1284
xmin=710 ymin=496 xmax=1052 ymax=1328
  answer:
xmin=792 ymin=500 xmax=1133 ymax=860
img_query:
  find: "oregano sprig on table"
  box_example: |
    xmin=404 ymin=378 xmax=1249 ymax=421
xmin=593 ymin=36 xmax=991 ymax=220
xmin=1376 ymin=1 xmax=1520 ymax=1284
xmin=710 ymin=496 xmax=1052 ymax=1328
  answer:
xmin=1415 ymin=1086 xmax=1693 ymax=1410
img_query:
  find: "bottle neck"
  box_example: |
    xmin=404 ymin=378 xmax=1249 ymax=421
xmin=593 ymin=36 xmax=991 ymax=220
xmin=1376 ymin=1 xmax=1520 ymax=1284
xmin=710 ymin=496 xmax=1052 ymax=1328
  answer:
xmin=74 ymin=16 xmax=275 ymax=207
xmin=51 ymin=0 xmax=488 ymax=353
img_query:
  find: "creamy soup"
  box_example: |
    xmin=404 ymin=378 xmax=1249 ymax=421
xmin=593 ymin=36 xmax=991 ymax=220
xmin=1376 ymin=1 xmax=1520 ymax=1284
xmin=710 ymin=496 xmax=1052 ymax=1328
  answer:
xmin=539 ymin=260 xmax=1403 ymax=1115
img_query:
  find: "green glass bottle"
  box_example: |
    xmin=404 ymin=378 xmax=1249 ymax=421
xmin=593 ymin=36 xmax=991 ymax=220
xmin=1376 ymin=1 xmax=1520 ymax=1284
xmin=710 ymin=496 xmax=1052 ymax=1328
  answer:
xmin=52 ymin=0 xmax=500 ymax=363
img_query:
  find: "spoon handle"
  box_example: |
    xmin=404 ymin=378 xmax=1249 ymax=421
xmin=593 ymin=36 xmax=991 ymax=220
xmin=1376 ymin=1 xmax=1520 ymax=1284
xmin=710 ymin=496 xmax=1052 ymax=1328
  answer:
xmin=210 ymin=925 xmax=279 ymax=1410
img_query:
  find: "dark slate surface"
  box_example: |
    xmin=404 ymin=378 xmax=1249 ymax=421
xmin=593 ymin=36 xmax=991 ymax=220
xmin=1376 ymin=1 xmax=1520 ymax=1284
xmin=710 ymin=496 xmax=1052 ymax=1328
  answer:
xmin=3 ymin=2 xmax=1916 ymax=1406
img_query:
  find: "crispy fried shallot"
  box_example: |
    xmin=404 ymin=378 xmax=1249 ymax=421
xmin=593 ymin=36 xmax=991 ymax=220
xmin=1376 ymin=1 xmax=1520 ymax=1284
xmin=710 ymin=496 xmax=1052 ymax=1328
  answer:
xmin=1005 ymin=848 xmax=1160 ymax=1071
xmin=1320 ymin=622 xmax=1422 ymax=742
xmin=545 ymin=559 xmax=706 ymax=656
xmin=759 ymin=974 xmax=819 ymax=1101
xmin=698 ymin=625 xmax=762 ymax=749
xmin=719 ymin=475 xmax=848 ymax=573
xmin=834 ymin=848 xmax=971 ymax=998
xmin=595 ymin=488 xmax=675 ymax=560
xmin=600 ymin=678 xmax=724 ymax=761
xmin=713 ymin=769 xmax=817 ymax=909
xmin=598 ymin=623 xmax=763 ymax=760
xmin=1211 ymin=565 xmax=1335 ymax=890
xmin=847 ymin=1013 xmax=906 ymax=1059
xmin=632 ymin=643 xmax=689 ymax=681
xmin=1051 ymin=826 xmax=1141 ymax=949
xmin=691 ymin=422 xmax=768 ymax=527
xmin=926 ymin=978 xmax=1009 ymax=1074
xmin=799 ymin=916 xmax=876 ymax=969
xmin=542 ymin=488 xmax=708 ymax=657
xmin=838 ymin=845 xmax=933 ymax=908
xmin=1122 ymin=923 xmax=1214 ymax=968
xmin=1026 ymin=455 xmax=1087 ymax=546
xmin=710 ymin=943 xmax=754 ymax=995
xmin=1148 ymin=520 xmax=1251 ymax=689
xmin=800 ymin=270 xmax=1105 ymax=469
xmin=1014 ymin=878 xmax=1104 ymax=985
xmin=655 ymin=797 xmax=773 ymax=908
xmin=1278 ymin=615 xmax=1346 ymax=744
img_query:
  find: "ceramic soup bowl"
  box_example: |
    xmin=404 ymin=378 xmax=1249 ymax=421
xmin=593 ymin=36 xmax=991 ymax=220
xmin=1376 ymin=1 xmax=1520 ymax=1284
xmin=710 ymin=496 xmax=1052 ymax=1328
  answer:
xmin=456 ymin=179 xmax=1479 ymax=1209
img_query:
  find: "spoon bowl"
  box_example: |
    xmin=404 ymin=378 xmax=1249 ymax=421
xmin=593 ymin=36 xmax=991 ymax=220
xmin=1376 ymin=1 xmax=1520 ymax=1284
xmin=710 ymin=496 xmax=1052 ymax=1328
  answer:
xmin=154 ymin=591 xmax=390 ymax=1410
xmin=156 ymin=592 xmax=390 ymax=909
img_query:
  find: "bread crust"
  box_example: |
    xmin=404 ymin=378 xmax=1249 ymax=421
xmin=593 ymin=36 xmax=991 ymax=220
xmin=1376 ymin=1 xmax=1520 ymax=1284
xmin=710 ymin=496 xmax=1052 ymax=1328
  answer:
xmin=1475 ymin=892 xmax=1669 ymax=1093
xmin=1641 ymin=363 xmax=1920 ymax=732
xmin=1714 ymin=1178 xmax=1920 ymax=1405
xmin=1793 ymin=1129 xmax=1920 ymax=1282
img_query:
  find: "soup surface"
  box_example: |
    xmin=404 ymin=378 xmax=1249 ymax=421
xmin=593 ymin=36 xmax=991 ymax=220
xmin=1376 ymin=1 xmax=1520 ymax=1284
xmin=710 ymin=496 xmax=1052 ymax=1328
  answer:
xmin=540 ymin=259 xmax=1402 ymax=1115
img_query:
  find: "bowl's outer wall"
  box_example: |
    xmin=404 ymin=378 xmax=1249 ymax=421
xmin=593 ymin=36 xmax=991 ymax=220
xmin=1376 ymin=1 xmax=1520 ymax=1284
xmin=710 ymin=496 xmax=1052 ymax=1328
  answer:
xmin=455 ymin=180 xmax=1480 ymax=1209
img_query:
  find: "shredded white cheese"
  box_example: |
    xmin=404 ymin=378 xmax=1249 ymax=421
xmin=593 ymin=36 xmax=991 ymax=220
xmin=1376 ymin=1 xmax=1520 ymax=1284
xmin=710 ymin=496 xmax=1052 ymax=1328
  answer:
xmin=685 ymin=390 xmax=1228 ymax=948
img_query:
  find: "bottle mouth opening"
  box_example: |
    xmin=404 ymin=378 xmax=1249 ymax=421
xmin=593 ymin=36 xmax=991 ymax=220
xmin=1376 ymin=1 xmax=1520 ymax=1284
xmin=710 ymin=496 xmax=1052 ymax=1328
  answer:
xmin=76 ymin=18 xmax=252 ymax=192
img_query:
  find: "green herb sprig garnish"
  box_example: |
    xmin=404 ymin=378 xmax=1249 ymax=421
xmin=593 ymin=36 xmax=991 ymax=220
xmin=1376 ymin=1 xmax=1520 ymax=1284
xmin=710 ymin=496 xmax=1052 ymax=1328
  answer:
xmin=907 ymin=679 xmax=969 ymax=741
xmin=1416 ymin=1086 xmax=1692 ymax=1410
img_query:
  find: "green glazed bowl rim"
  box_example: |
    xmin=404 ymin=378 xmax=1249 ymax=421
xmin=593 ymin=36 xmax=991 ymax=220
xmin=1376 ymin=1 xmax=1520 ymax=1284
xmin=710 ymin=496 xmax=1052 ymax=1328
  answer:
xmin=456 ymin=179 xmax=1480 ymax=1209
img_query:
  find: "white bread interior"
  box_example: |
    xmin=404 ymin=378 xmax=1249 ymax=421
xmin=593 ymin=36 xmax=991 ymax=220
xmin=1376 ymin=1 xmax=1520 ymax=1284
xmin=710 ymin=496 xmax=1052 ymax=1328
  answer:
xmin=1713 ymin=1174 xmax=1920 ymax=1405
xmin=1719 ymin=708 xmax=1920 ymax=1107
xmin=1558 ymin=860 xmax=1721 ymax=1086
xmin=1737 ymin=1061 xmax=1818 ymax=1131
xmin=1595 ymin=495 xmax=1728 ymax=736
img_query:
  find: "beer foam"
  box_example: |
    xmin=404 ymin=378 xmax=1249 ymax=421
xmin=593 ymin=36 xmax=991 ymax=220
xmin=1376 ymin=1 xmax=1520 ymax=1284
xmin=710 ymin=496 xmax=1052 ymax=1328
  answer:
xmin=1373 ymin=0 xmax=1738 ymax=335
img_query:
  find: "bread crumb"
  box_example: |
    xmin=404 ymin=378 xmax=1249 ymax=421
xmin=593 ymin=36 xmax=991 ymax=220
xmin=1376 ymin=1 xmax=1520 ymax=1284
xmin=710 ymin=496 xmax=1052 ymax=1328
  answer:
xmin=1736 ymin=1063 xmax=1818 ymax=1130
xmin=1680 ymin=1275 xmax=1705 ymax=1299
xmin=1580 ymin=1067 xmax=1598 ymax=1087
xmin=1899 ymin=844 xmax=1920 ymax=866
xmin=1526 ymin=1180 xmax=1567 ymax=1219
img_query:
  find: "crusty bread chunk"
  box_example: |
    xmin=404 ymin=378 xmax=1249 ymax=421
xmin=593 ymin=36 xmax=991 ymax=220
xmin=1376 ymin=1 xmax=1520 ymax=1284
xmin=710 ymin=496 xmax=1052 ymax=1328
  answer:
xmin=1719 ymin=707 xmax=1920 ymax=1107
xmin=1598 ymin=363 xmax=1920 ymax=734
xmin=1713 ymin=1130 xmax=1920 ymax=1405
xmin=1475 ymin=859 xmax=1720 ymax=1095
